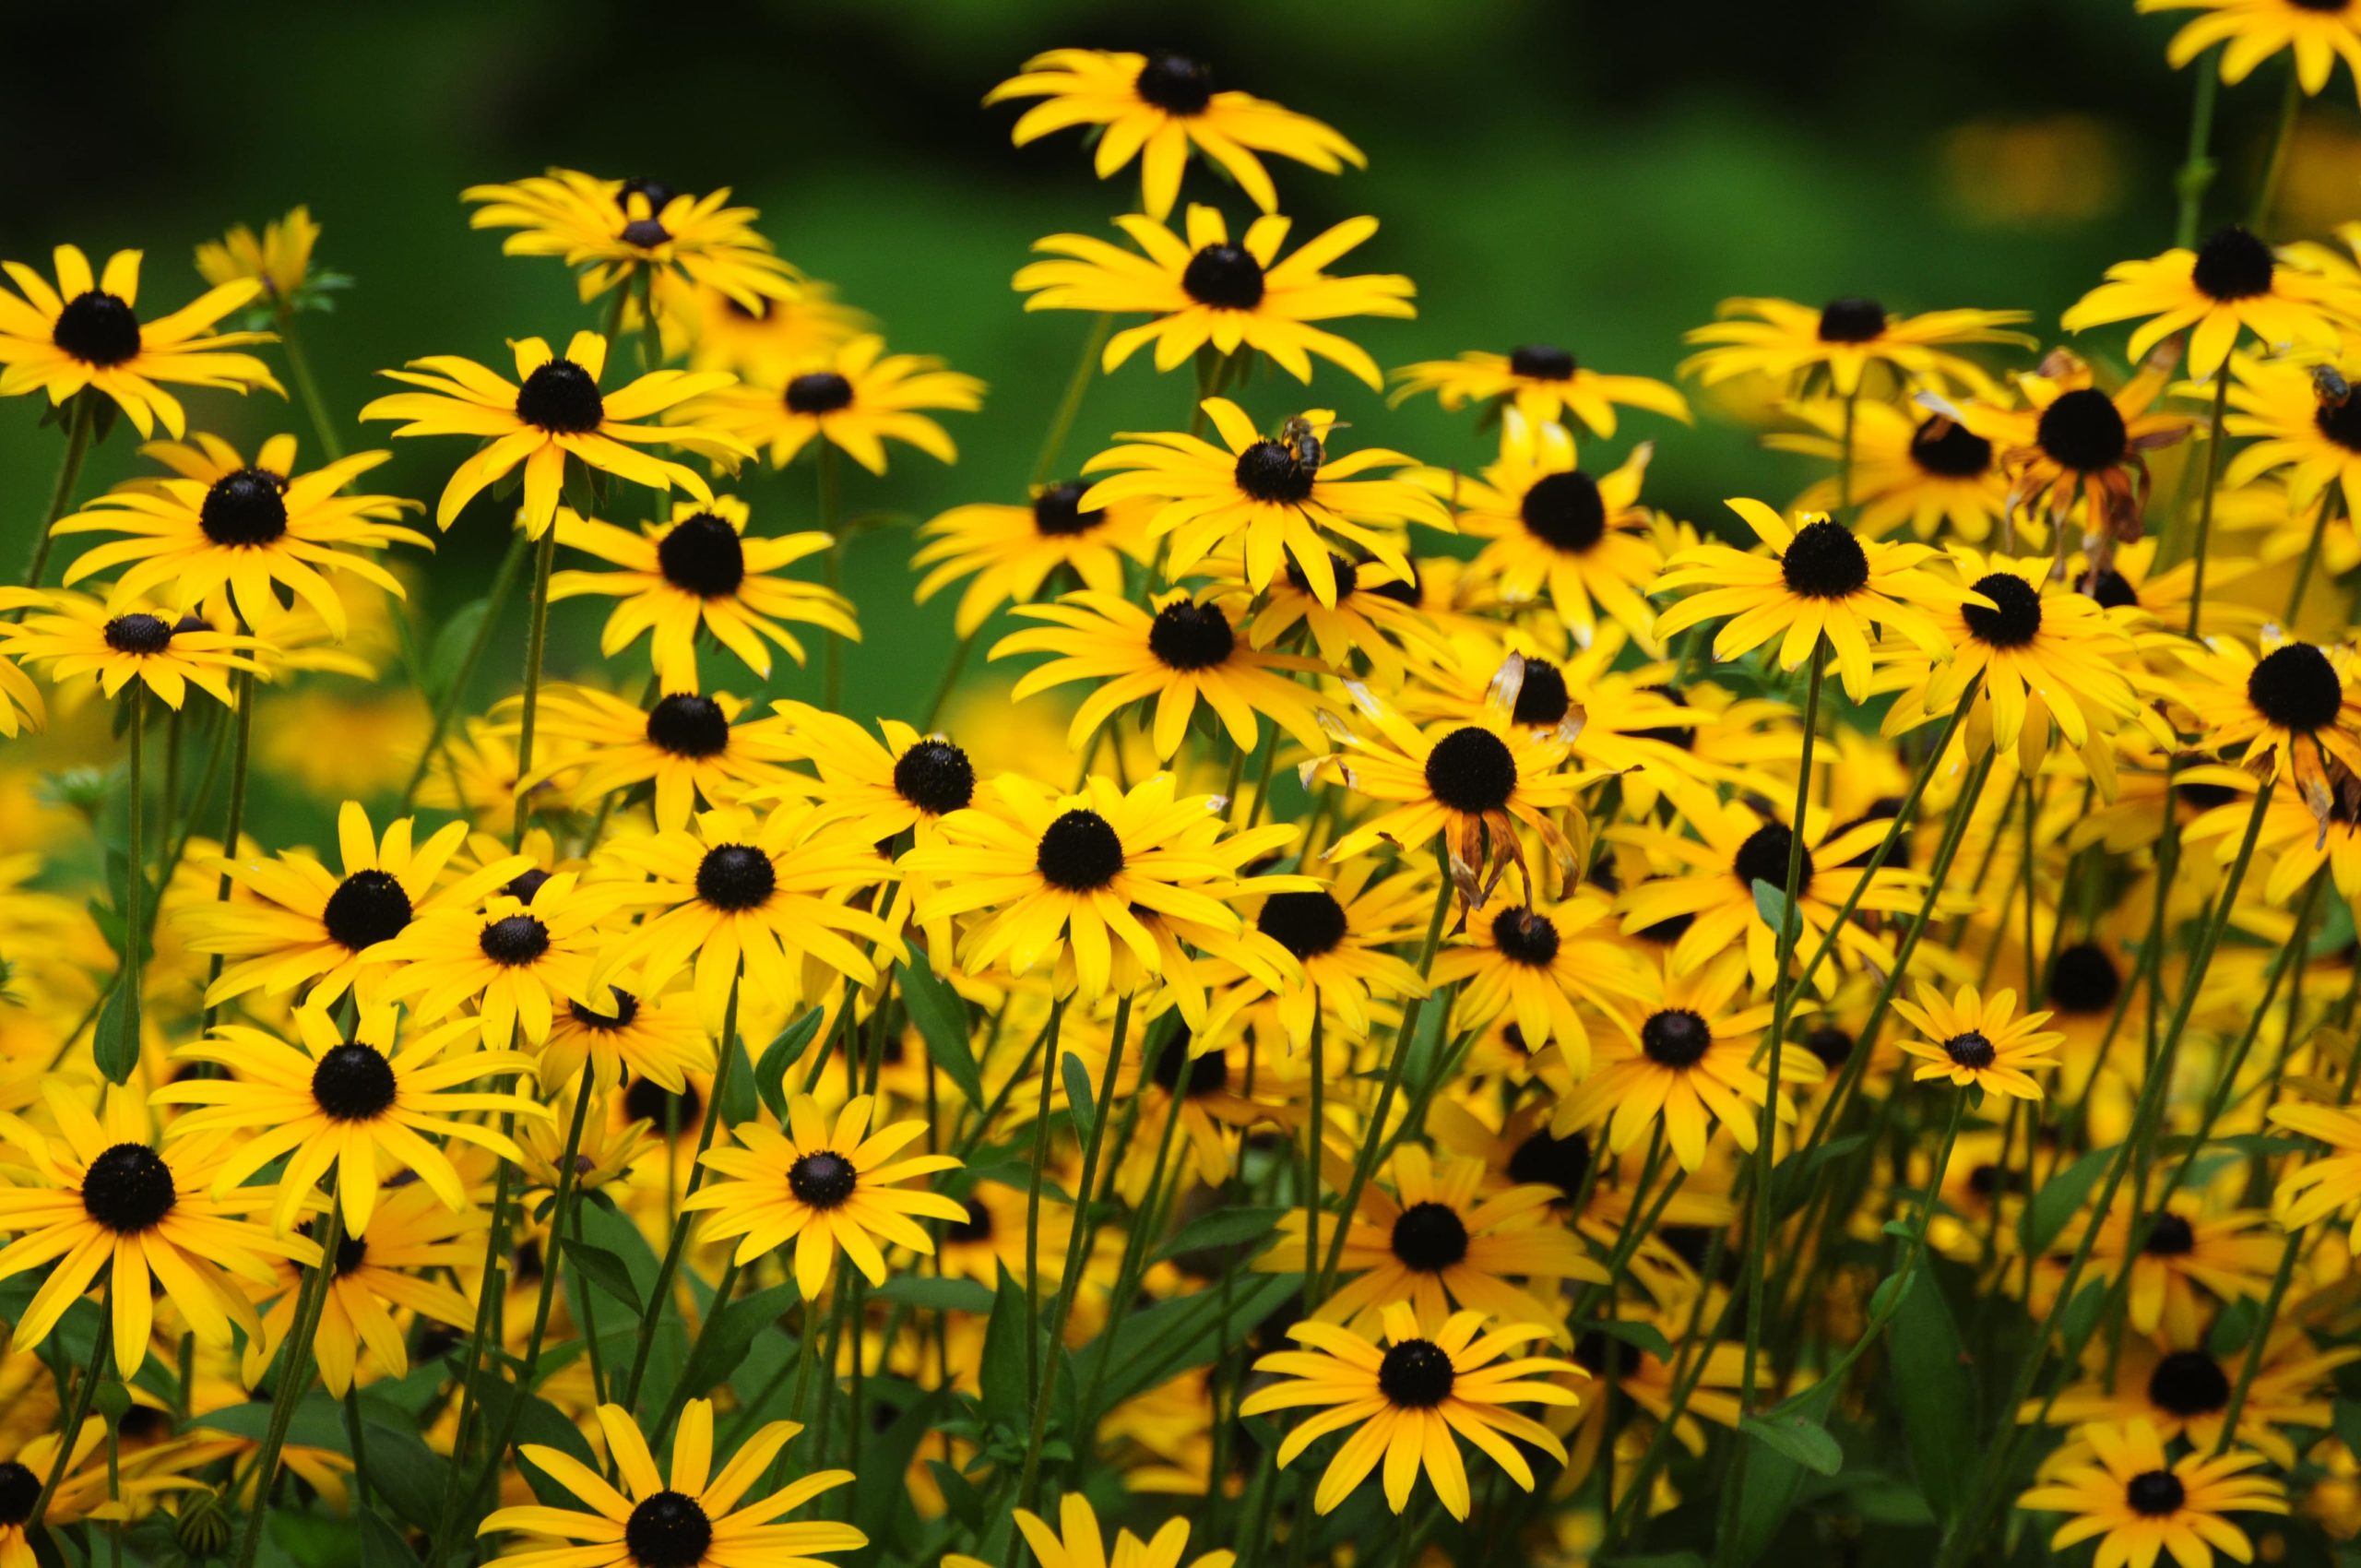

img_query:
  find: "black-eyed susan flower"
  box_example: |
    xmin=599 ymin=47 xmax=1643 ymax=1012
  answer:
xmin=2015 ymin=1420 xmax=2284 ymax=1568
xmin=2038 ymin=1322 xmax=2355 ymax=1465
xmin=1433 ymin=890 xmax=1642 ymax=1077
xmin=549 ymin=496 xmax=856 ymax=691
xmin=1266 ymin=1145 xmax=1605 ymax=1330
xmin=0 ymin=1083 xmax=318 ymax=1376
xmin=370 ymin=871 xmax=625 ymax=1049
xmin=1612 ymin=783 xmax=1926 ymax=994
xmin=1240 ymin=1301 xmax=1584 ymax=1520
xmin=1553 ymin=953 xmax=1819 ymax=1171
xmin=180 ymin=801 xmax=531 ymax=1009
xmin=0 ymin=591 xmax=262 ymax=709
xmin=1389 ymin=344 xmax=1691 ymax=437
xmin=1875 ymin=549 xmax=2158 ymax=788
xmin=2071 ymin=1194 xmax=2282 ymax=1341
xmin=0 ymin=1419 xmax=152 ymax=1556
xmin=1650 ymin=497 xmax=1976 ymax=703
xmin=2268 ymin=1098 xmax=2361 ymax=1248
xmin=2176 ymin=635 xmax=2361 ymax=822
xmin=992 ymin=588 xmax=1335 ymax=761
xmin=1221 ymin=551 xmax=1450 ymax=690
xmin=1425 ymin=413 xmax=1662 ymax=650
xmin=2225 ymin=350 xmax=2361 ymax=519
xmin=0 ymin=245 xmax=279 ymax=436
xmin=668 ymin=275 xmax=869 ymax=377
xmin=912 ymin=482 xmax=1154 ymax=637
xmin=50 ymin=436 xmax=424 ymax=637
xmin=1313 ymin=695 xmax=1589 ymax=908
xmin=686 ymin=1093 xmax=965 ymax=1298
xmin=2063 ymin=225 xmax=2353 ymax=377
xmin=1892 ymin=982 xmax=2063 ymax=1099
xmin=1078 ymin=398 xmax=1448 ymax=601
xmin=243 ymin=1178 xmax=481 ymax=1397
xmin=986 ymin=49 xmax=1363 ymax=220
xmin=480 ymin=1398 xmax=863 ymax=1568
xmin=537 ymin=983 xmax=711 ymax=1095
xmin=1764 ymin=398 xmax=2012 ymax=540
xmin=598 ymin=802 xmax=896 ymax=1025
xmin=907 ymin=772 xmax=1257 ymax=1001
xmin=1681 ymin=295 xmax=2032 ymax=398
xmin=464 ymin=170 xmax=801 ymax=311
xmin=2141 ymin=0 xmax=2361 ymax=104
xmin=516 ymin=684 xmax=795 ymax=831
xmin=195 ymin=206 xmax=326 ymax=308
xmin=154 ymin=1000 xmax=548 ymax=1236
xmin=1016 ymin=206 xmax=1414 ymax=390
xmin=1209 ymin=861 xmax=1431 ymax=1051
xmin=360 ymin=330 xmax=747 ymax=534
xmin=1957 ymin=349 xmax=2190 ymax=541
xmin=684 ymin=334 xmax=982 ymax=474
xmin=766 ymin=703 xmax=978 ymax=845
xmin=1003 ymin=1494 xmax=1230 ymax=1568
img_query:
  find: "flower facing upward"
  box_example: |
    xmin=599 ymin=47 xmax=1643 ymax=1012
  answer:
xmin=550 ymin=496 xmax=856 ymax=691
xmin=50 ymin=436 xmax=424 ymax=637
xmin=1389 ymin=343 xmax=1691 ymax=437
xmin=0 ymin=590 xmax=263 ymax=709
xmin=686 ymin=1093 xmax=965 ymax=1298
xmin=179 ymin=801 xmax=532 ymax=1009
xmin=1428 ymin=412 xmax=1664 ymax=650
xmin=1432 ymin=890 xmax=1642 ymax=1076
xmin=360 ymin=330 xmax=748 ymax=535
xmin=2061 ymin=225 xmax=2352 ymax=377
xmin=463 ymin=170 xmax=801 ymax=311
xmin=516 ymin=684 xmax=797 ymax=831
xmin=1892 ymin=982 xmax=2064 ymax=1099
xmin=0 ymin=245 xmax=280 ymax=436
xmin=0 ymin=1083 xmax=319 ymax=1376
xmin=986 ymin=49 xmax=1363 ymax=220
xmin=480 ymin=1399 xmax=863 ymax=1568
xmin=597 ymin=802 xmax=896 ymax=1026
xmin=2015 ymin=1420 xmax=2284 ymax=1568
xmin=369 ymin=870 xmax=625 ymax=1049
xmin=195 ymin=206 xmax=323 ymax=305
xmin=1680 ymin=294 xmax=2032 ymax=397
xmin=1650 ymin=498 xmax=1979 ymax=702
xmin=1240 ymin=1301 xmax=1584 ymax=1520
xmin=907 ymin=772 xmax=1259 ymax=999
xmin=992 ymin=588 xmax=1335 ymax=760
xmin=913 ymin=482 xmax=1155 ymax=636
xmin=1016 ymin=205 xmax=1415 ymax=389
xmin=2140 ymin=0 xmax=2361 ymax=103
xmin=683 ymin=334 xmax=983 ymax=474
xmin=1078 ymin=398 xmax=1448 ymax=602
xmin=154 ymin=1002 xmax=549 ymax=1237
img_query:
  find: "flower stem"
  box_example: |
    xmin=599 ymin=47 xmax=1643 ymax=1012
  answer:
xmin=2175 ymin=53 xmax=2223 ymax=248
xmin=1032 ymin=313 xmax=1113 ymax=487
xmin=17 ymin=393 xmax=95 ymax=595
xmin=2286 ymin=487 xmax=2341 ymax=625
xmin=2185 ymin=370 xmax=2232 ymax=638
xmin=819 ymin=445 xmax=844 ymax=712
xmin=400 ymin=529 xmax=531 ymax=808
xmin=512 ymin=524 xmax=560 ymax=847
xmin=2249 ymin=58 xmax=2304 ymax=233
xmin=232 ymin=1185 xmax=345 ymax=1568
xmin=25 ymin=1282 xmax=111 ymax=1535
xmin=279 ymin=314 xmax=345 ymax=462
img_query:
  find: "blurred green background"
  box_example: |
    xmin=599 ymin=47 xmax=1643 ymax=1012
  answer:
xmin=3 ymin=0 xmax=2349 ymax=812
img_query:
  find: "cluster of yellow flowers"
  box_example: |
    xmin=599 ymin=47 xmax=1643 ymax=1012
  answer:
xmin=12 ymin=6 xmax=2361 ymax=1568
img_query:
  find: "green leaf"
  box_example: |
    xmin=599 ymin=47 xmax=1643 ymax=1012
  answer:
xmin=1769 ymin=1134 xmax=1866 ymax=1219
xmin=1074 ymin=1273 xmax=1300 ymax=1414
xmin=562 ymin=1238 xmax=645 ymax=1315
xmin=358 ymin=1511 xmax=420 ymax=1568
xmin=1739 ymin=1411 xmax=1844 ymax=1477
xmin=676 ymin=1284 xmax=798 ymax=1404
xmin=874 ymin=1275 xmax=995 ymax=1314
xmin=2061 ymin=1277 xmax=2108 ymax=1347
xmin=194 ymin=1394 xmax=350 ymax=1455
xmin=352 ymin=1407 xmax=448 ymax=1523
xmin=1868 ymin=1268 xmax=1916 ymax=1319
xmin=717 ymin=1028 xmax=758 ymax=1129
xmin=1062 ymin=1052 xmax=1097 ymax=1141
xmin=1597 ymin=1555 xmax=1708 ymax=1568
xmin=92 ymin=977 xmax=137 ymax=1085
xmin=2334 ymin=1397 xmax=2361 ymax=1463
xmin=753 ymin=1009 xmax=826 ymax=1122
xmin=467 ymin=1370 xmax=598 ymax=1511
xmin=1890 ymin=1263 xmax=1975 ymax=1524
xmin=847 ymin=1387 xmax=952 ymax=1567
xmin=1750 ymin=878 xmax=1800 ymax=943
xmin=425 ymin=598 xmax=492 ymax=704
xmin=898 ymin=957 xmax=984 ymax=1108
xmin=2207 ymin=1298 xmax=2260 ymax=1357
xmin=1154 ymin=1206 xmax=1287 ymax=1263
xmin=2020 ymin=1144 xmax=2113 ymax=1256
xmin=978 ymin=1265 xmax=1036 ymax=1431
xmin=1590 ymin=1317 xmax=1675 ymax=1361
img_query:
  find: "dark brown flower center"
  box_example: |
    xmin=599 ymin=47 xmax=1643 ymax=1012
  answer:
xmin=1520 ymin=471 xmax=1608 ymax=553
xmin=2248 ymin=642 xmax=2344 ymax=731
xmin=784 ymin=372 xmax=853 ymax=414
xmin=695 ymin=844 xmax=777 ymax=910
xmin=2191 ymin=225 xmax=2274 ymax=302
xmin=81 ymin=1143 xmax=176 ymax=1233
xmin=2035 ymin=387 xmax=2128 ymax=472
xmin=1036 ymin=809 xmax=1124 ymax=891
xmin=53 ymin=291 xmax=141 ymax=366
xmin=1961 ymin=572 xmax=2043 ymax=648
xmin=646 ymin=694 xmax=730 ymax=758
xmin=1181 ymin=244 xmax=1265 ymax=311
xmin=1816 ymin=297 xmax=1887 ymax=342
xmin=312 ymin=1042 xmax=398 ymax=1121
xmin=103 ymin=613 xmax=175 ymax=655
xmin=657 ymin=512 xmax=746 ymax=598
xmin=199 ymin=469 xmax=291 ymax=547
xmin=1423 ymin=727 xmax=1517 ymax=814
xmin=1641 ymin=1008 xmax=1713 ymax=1067
xmin=787 ymin=1149 xmax=857 ymax=1209
xmin=515 ymin=359 xmax=605 ymax=433
xmin=323 ymin=869 xmax=413 ymax=951
xmin=894 ymin=738 xmax=976 ymax=815
xmin=1509 ymin=344 xmax=1576 ymax=380
xmin=1134 ymin=53 xmax=1214 ymax=114
xmin=1779 ymin=519 xmax=1870 ymax=599
xmin=1377 ymin=1337 xmax=1456 ymax=1408
xmin=1146 ymin=598 xmax=1236 ymax=671
xmin=623 ymin=1491 xmax=714 ymax=1568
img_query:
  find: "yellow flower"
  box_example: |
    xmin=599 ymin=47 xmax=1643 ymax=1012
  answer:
xmin=0 ymin=589 xmax=262 ymax=709
xmin=986 ymin=48 xmax=1363 ymax=220
xmin=682 ymin=333 xmax=982 ymax=474
xmin=2062 ymin=225 xmax=2353 ymax=378
xmin=1390 ymin=343 xmax=1691 ymax=437
xmin=1016 ymin=206 xmax=1413 ymax=390
xmin=1892 ymin=982 xmax=2064 ymax=1099
xmin=1681 ymin=294 xmax=2031 ymax=398
xmin=464 ymin=170 xmax=801 ymax=310
xmin=2015 ymin=1420 xmax=2285 ymax=1567
xmin=2141 ymin=0 xmax=2361 ymax=102
xmin=195 ymin=207 xmax=323 ymax=305
xmin=912 ymin=482 xmax=1154 ymax=637
xmin=0 ymin=245 xmax=280 ymax=436
xmin=360 ymin=330 xmax=749 ymax=534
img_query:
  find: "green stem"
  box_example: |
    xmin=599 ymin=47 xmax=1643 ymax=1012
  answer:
xmin=1031 ymin=314 xmax=1113 ymax=487
xmin=18 ymin=394 xmax=95 ymax=594
xmin=2176 ymin=54 xmax=2223 ymax=248
xmin=116 ymin=691 xmax=147 ymax=1071
xmin=819 ymin=446 xmax=843 ymax=712
xmin=919 ymin=630 xmax=978 ymax=732
xmin=2249 ymin=58 xmax=2304 ymax=233
xmin=400 ymin=529 xmax=531 ymax=808
xmin=232 ymin=1187 xmax=345 ymax=1568
xmin=620 ymin=970 xmax=742 ymax=1412
xmin=343 ymin=1385 xmax=372 ymax=1515
xmin=25 ymin=1283 xmax=110 ymax=1534
xmin=2185 ymin=371 xmax=2232 ymax=638
xmin=2286 ymin=488 xmax=2341 ymax=624
xmin=512 ymin=525 xmax=559 ymax=847
xmin=279 ymin=314 xmax=344 ymax=462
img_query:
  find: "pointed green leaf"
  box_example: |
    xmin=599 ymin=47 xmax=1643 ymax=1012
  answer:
xmin=899 ymin=958 xmax=984 ymax=1108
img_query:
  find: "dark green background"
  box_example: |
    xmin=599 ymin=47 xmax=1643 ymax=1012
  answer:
xmin=0 ymin=0 xmax=2331 ymax=742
